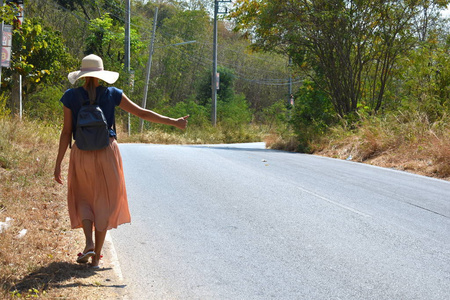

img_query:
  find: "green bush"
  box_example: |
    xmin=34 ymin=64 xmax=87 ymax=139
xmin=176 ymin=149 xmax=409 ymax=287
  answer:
xmin=218 ymin=93 xmax=252 ymax=128
xmin=25 ymin=85 xmax=65 ymax=122
xmin=290 ymin=80 xmax=336 ymax=152
xmin=197 ymin=66 xmax=236 ymax=105
xmin=155 ymin=96 xmax=211 ymax=130
xmin=0 ymin=93 xmax=11 ymax=117
xmin=259 ymin=100 xmax=288 ymax=130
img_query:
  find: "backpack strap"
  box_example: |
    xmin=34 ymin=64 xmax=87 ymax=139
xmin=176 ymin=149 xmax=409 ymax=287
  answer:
xmin=95 ymin=87 xmax=117 ymax=140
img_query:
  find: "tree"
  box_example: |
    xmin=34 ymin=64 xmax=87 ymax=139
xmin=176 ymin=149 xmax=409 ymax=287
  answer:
xmin=3 ymin=18 xmax=75 ymax=114
xmin=156 ymin=9 xmax=211 ymax=105
xmin=53 ymin=0 xmax=123 ymax=21
xmin=197 ymin=65 xmax=236 ymax=105
xmin=230 ymin=0 xmax=450 ymax=117
xmin=85 ymin=13 xmax=145 ymax=76
xmin=10 ymin=18 xmax=74 ymax=86
xmin=393 ymin=29 xmax=450 ymax=122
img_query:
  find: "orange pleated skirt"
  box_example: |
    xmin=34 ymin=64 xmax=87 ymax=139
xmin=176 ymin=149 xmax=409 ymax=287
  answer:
xmin=67 ymin=138 xmax=131 ymax=231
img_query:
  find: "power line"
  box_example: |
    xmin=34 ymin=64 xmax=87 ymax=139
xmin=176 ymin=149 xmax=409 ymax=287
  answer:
xmin=50 ymin=0 xmax=300 ymax=87
xmin=169 ymin=45 xmax=301 ymax=86
xmin=79 ymin=0 xmax=293 ymax=78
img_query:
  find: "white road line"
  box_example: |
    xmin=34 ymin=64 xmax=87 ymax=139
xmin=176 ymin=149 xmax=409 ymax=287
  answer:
xmin=105 ymin=231 xmax=124 ymax=281
xmin=297 ymin=186 xmax=372 ymax=218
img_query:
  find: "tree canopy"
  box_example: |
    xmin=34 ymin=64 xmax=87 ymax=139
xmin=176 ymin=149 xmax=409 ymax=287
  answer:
xmin=230 ymin=0 xmax=450 ymax=117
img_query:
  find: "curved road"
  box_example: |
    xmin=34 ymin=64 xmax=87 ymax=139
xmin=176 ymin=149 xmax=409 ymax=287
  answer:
xmin=110 ymin=143 xmax=450 ymax=299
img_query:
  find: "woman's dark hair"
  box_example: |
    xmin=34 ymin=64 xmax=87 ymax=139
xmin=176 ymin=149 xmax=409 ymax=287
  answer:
xmin=85 ymin=77 xmax=97 ymax=104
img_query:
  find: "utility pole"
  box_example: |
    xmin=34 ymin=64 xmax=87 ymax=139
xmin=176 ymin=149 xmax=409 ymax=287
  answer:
xmin=288 ymin=57 xmax=293 ymax=107
xmin=124 ymin=0 xmax=130 ymax=73
xmin=212 ymin=1 xmax=218 ymax=126
xmin=0 ymin=0 xmax=3 ymax=90
xmin=125 ymin=0 xmax=131 ymax=135
xmin=140 ymin=7 xmax=158 ymax=133
xmin=211 ymin=0 xmax=231 ymax=126
xmin=288 ymin=57 xmax=294 ymax=120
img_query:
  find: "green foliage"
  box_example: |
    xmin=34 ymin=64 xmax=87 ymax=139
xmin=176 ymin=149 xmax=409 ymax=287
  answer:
xmin=198 ymin=66 xmax=236 ymax=105
xmin=0 ymin=93 xmax=11 ymax=117
xmin=290 ymin=80 xmax=336 ymax=152
xmin=86 ymin=13 xmax=118 ymax=56
xmin=161 ymin=9 xmax=210 ymax=42
xmin=230 ymin=0 xmax=450 ymax=117
xmin=6 ymin=0 xmax=295 ymax=136
xmin=85 ymin=13 xmax=144 ymax=63
xmin=53 ymin=0 xmax=124 ymax=21
xmin=260 ymin=100 xmax=288 ymax=130
xmin=157 ymin=96 xmax=210 ymax=128
xmin=0 ymin=2 xmax=18 ymax=24
xmin=152 ymin=9 xmax=210 ymax=105
xmin=2 ymin=18 xmax=75 ymax=94
xmin=130 ymin=94 xmax=259 ymax=145
xmin=24 ymin=85 xmax=65 ymax=122
xmin=134 ymin=0 xmax=178 ymax=28
xmin=218 ymin=93 xmax=252 ymax=128
xmin=216 ymin=66 xmax=237 ymax=103
xmin=156 ymin=92 xmax=252 ymax=131
xmin=394 ymin=33 xmax=450 ymax=122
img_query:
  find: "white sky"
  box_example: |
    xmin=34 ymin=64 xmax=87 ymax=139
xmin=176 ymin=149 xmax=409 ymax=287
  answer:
xmin=442 ymin=5 xmax=450 ymax=17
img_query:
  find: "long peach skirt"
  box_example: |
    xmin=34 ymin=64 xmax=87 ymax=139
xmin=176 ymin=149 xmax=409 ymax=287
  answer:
xmin=67 ymin=138 xmax=131 ymax=231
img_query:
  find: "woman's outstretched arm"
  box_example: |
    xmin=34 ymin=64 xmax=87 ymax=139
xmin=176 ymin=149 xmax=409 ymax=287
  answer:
xmin=119 ymin=93 xmax=189 ymax=130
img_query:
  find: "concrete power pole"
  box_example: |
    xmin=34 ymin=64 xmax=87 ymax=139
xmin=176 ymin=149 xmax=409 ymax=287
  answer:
xmin=288 ymin=57 xmax=293 ymax=107
xmin=211 ymin=0 xmax=231 ymax=126
xmin=124 ymin=0 xmax=130 ymax=73
xmin=211 ymin=1 xmax=218 ymax=126
xmin=140 ymin=7 xmax=158 ymax=133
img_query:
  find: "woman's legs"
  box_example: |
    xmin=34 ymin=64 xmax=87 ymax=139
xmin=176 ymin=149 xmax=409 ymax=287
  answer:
xmin=81 ymin=219 xmax=107 ymax=266
xmin=91 ymin=229 xmax=107 ymax=266
xmin=81 ymin=219 xmax=95 ymax=253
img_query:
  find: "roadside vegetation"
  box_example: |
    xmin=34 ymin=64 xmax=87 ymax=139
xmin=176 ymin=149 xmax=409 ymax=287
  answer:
xmin=1 ymin=0 xmax=449 ymax=298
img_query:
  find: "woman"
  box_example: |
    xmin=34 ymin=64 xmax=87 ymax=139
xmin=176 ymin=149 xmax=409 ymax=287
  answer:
xmin=54 ymin=54 xmax=188 ymax=268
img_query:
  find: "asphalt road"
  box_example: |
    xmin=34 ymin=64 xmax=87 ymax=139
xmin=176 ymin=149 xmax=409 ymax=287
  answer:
xmin=110 ymin=142 xmax=450 ymax=300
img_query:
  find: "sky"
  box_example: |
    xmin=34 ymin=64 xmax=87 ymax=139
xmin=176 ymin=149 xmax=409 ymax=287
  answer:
xmin=442 ymin=5 xmax=450 ymax=18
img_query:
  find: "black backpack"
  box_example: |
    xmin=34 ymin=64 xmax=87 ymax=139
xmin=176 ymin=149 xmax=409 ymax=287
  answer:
xmin=74 ymin=87 xmax=111 ymax=151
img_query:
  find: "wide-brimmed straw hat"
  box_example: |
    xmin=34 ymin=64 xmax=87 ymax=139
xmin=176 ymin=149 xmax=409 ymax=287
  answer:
xmin=68 ymin=54 xmax=119 ymax=84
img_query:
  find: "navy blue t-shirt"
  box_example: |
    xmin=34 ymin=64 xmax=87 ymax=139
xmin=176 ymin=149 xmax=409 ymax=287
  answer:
xmin=60 ymin=86 xmax=123 ymax=138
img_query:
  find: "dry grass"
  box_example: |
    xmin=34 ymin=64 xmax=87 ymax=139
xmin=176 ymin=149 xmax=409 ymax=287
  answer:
xmin=116 ymin=122 xmax=265 ymax=145
xmin=0 ymin=117 xmax=123 ymax=299
xmin=314 ymin=111 xmax=450 ymax=180
xmin=264 ymin=132 xmax=300 ymax=152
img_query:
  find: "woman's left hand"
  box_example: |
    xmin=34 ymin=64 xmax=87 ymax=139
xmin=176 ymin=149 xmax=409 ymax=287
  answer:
xmin=54 ymin=165 xmax=63 ymax=184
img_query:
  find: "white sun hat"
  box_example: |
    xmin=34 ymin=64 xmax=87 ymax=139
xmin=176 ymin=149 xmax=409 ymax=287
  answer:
xmin=68 ymin=54 xmax=119 ymax=84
